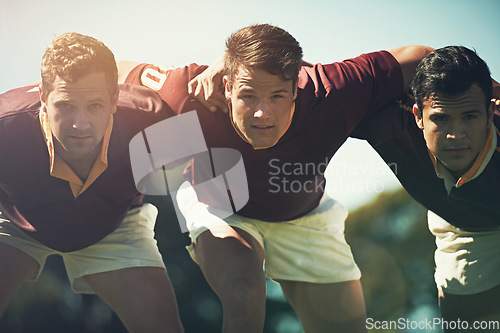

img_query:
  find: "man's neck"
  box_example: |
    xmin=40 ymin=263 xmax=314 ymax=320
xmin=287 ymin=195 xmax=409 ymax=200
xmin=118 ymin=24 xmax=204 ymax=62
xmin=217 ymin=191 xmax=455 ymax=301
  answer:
xmin=448 ymin=160 xmax=476 ymax=181
xmin=54 ymin=142 xmax=101 ymax=182
xmin=63 ymin=155 xmax=98 ymax=182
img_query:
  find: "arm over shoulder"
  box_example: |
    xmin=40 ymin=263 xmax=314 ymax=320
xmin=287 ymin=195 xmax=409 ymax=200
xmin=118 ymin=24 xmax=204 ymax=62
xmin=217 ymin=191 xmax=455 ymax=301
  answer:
xmin=117 ymin=61 xmax=208 ymax=114
xmin=387 ymin=45 xmax=435 ymax=91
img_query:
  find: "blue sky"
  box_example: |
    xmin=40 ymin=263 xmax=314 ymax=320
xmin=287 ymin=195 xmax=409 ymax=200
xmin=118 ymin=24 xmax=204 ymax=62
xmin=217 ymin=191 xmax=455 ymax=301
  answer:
xmin=1 ymin=0 xmax=498 ymax=209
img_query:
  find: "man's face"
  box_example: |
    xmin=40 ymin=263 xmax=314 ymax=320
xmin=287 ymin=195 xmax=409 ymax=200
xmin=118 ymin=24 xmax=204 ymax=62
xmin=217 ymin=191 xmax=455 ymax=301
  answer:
xmin=40 ymin=72 xmax=117 ymax=163
xmin=225 ymin=67 xmax=297 ymax=148
xmin=414 ymin=84 xmax=493 ymax=178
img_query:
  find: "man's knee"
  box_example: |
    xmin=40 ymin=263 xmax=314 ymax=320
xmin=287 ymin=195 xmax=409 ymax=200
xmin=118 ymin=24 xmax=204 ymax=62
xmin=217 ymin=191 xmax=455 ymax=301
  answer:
xmin=193 ymin=235 xmax=266 ymax=305
xmin=194 ymin=229 xmax=264 ymax=277
xmin=278 ymin=279 xmax=366 ymax=319
xmin=219 ymin=275 xmax=266 ymax=307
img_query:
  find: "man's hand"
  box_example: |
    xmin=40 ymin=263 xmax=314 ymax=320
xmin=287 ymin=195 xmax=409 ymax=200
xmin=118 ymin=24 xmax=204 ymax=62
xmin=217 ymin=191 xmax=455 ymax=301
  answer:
xmin=117 ymin=60 xmax=141 ymax=84
xmin=492 ymin=78 xmax=500 ymax=113
xmin=188 ymin=54 xmax=228 ymax=113
xmin=493 ymin=78 xmax=500 ymax=99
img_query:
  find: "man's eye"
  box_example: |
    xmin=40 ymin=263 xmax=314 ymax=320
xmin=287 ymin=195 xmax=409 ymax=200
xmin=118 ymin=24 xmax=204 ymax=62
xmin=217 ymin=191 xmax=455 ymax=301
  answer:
xmin=57 ymin=103 xmax=74 ymax=112
xmin=464 ymin=114 xmax=477 ymax=120
xmin=431 ymin=115 xmax=447 ymax=122
xmin=89 ymin=103 xmax=104 ymax=111
xmin=271 ymin=95 xmax=284 ymax=100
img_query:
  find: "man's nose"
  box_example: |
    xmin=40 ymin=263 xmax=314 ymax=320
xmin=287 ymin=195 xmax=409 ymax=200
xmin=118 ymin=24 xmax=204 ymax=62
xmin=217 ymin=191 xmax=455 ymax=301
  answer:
xmin=446 ymin=120 xmax=466 ymax=139
xmin=73 ymin=110 xmax=91 ymax=130
xmin=253 ymin=101 xmax=271 ymax=119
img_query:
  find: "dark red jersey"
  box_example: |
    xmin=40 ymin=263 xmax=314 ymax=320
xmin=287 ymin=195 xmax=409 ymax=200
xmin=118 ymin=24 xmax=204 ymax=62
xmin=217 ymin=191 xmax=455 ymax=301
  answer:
xmin=125 ymin=51 xmax=404 ymax=221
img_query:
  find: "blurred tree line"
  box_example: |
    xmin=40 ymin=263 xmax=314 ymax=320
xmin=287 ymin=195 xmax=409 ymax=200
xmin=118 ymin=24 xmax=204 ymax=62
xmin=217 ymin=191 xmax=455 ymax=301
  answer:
xmin=0 ymin=189 xmax=439 ymax=333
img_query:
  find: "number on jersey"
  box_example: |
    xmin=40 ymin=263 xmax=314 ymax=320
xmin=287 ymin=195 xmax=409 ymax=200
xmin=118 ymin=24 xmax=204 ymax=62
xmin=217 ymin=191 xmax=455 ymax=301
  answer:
xmin=140 ymin=66 xmax=174 ymax=91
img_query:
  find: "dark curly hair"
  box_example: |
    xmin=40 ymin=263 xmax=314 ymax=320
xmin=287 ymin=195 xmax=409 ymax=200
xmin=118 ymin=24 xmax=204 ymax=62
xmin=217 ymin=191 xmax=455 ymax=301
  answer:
xmin=411 ymin=46 xmax=492 ymax=113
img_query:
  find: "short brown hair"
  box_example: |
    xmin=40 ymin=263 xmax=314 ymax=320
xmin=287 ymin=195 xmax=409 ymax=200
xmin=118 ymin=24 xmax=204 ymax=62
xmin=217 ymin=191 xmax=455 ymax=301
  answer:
xmin=224 ymin=24 xmax=303 ymax=88
xmin=40 ymin=32 xmax=118 ymax=98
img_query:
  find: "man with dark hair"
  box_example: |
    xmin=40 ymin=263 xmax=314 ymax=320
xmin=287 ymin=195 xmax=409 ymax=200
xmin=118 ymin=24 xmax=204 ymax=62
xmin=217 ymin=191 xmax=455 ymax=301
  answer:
xmin=224 ymin=24 xmax=303 ymax=87
xmin=352 ymin=46 xmax=500 ymax=330
xmin=121 ymin=23 xmax=433 ymax=332
xmin=0 ymin=33 xmax=183 ymax=332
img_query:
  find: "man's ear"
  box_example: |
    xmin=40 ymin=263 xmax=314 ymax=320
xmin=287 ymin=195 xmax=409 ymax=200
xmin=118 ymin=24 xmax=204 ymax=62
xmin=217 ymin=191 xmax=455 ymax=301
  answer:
xmin=39 ymin=85 xmax=47 ymax=112
xmin=111 ymin=89 xmax=119 ymax=114
xmin=487 ymin=100 xmax=495 ymax=128
xmin=223 ymin=75 xmax=231 ymax=100
xmin=413 ymin=103 xmax=424 ymax=130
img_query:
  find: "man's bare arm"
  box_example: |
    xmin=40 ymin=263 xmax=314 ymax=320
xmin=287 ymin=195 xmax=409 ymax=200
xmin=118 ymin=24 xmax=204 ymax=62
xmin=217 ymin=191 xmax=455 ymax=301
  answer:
xmin=387 ymin=45 xmax=435 ymax=91
xmin=117 ymin=60 xmax=141 ymax=84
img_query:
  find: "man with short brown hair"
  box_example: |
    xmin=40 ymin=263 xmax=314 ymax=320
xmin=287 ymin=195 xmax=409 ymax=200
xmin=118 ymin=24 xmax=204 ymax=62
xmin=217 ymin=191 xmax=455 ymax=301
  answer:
xmin=0 ymin=32 xmax=183 ymax=332
xmin=122 ymin=23 xmax=433 ymax=332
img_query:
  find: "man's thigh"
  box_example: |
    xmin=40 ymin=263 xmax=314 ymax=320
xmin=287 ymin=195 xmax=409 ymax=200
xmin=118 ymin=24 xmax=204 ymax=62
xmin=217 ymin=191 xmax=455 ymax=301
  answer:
xmin=0 ymin=243 xmax=40 ymax=315
xmin=193 ymin=227 xmax=265 ymax=290
xmin=0 ymin=213 xmax=53 ymax=315
xmin=192 ymin=227 xmax=267 ymax=333
xmin=278 ymin=279 xmax=367 ymax=333
xmin=84 ymin=266 xmax=183 ymax=333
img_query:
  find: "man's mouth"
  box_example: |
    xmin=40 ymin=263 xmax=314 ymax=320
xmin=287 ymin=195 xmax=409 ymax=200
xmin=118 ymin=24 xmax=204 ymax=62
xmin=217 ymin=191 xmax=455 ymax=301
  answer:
xmin=252 ymin=124 xmax=273 ymax=129
xmin=443 ymin=146 xmax=470 ymax=153
xmin=69 ymin=135 xmax=92 ymax=141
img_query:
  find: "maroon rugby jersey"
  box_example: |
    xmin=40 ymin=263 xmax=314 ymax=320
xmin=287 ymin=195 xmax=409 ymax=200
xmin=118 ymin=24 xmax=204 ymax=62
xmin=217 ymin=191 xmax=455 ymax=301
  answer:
xmin=0 ymin=84 xmax=174 ymax=251
xmin=126 ymin=51 xmax=404 ymax=221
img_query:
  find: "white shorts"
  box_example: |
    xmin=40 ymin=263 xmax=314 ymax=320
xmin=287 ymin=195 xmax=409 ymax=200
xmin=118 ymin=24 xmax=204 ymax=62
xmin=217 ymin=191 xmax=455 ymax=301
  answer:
xmin=0 ymin=203 xmax=166 ymax=294
xmin=428 ymin=210 xmax=500 ymax=295
xmin=177 ymin=182 xmax=361 ymax=283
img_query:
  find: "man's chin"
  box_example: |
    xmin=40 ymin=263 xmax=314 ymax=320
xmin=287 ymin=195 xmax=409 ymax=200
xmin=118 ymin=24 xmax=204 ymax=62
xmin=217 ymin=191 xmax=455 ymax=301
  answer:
xmin=442 ymin=161 xmax=475 ymax=178
xmin=63 ymin=146 xmax=100 ymax=160
xmin=249 ymin=138 xmax=279 ymax=149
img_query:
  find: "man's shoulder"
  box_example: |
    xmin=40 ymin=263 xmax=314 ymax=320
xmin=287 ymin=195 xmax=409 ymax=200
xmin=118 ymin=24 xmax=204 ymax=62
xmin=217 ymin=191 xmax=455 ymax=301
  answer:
xmin=300 ymin=50 xmax=394 ymax=73
xmin=125 ymin=63 xmax=208 ymax=90
xmin=0 ymin=85 xmax=40 ymax=119
xmin=112 ymin=84 xmax=178 ymax=139
xmin=116 ymin=83 xmax=174 ymax=116
xmin=297 ymin=50 xmax=399 ymax=95
xmin=124 ymin=63 xmax=208 ymax=114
